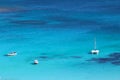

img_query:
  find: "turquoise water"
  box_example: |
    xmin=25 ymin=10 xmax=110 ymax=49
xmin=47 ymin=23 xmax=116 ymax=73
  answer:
xmin=0 ymin=0 xmax=120 ymax=80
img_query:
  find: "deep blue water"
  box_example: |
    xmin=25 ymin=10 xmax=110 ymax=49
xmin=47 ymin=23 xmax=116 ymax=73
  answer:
xmin=0 ymin=0 xmax=120 ymax=80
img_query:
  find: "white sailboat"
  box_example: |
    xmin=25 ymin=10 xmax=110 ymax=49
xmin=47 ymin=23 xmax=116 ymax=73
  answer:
xmin=91 ymin=38 xmax=99 ymax=54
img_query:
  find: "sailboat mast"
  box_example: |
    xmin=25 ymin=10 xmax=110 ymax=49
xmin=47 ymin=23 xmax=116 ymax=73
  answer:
xmin=94 ymin=38 xmax=96 ymax=49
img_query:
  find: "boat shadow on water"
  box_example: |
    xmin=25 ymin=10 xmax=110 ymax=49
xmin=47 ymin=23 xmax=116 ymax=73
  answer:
xmin=31 ymin=63 xmax=38 ymax=65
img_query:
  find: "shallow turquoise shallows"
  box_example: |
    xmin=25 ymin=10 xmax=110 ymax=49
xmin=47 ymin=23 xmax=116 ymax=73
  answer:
xmin=0 ymin=0 xmax=120 ymax=80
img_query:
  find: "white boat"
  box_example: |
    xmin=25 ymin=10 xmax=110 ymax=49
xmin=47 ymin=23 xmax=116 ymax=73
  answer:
xmin=6 ymin=52 xmax=17 ymax=56
xmin=34 ymin=60 xmax=39 ymax=64
xmin=91 ymin=38 xmax=99 ymax=54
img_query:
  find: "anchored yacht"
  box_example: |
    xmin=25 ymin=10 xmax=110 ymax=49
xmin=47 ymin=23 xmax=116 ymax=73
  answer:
xmin=34 ymin=60 xmax=39 ymax=64
xmin=6 ymin=52 xmax=17 ymax=56
xmin=91 ymin=38 xmax=99 ymax=54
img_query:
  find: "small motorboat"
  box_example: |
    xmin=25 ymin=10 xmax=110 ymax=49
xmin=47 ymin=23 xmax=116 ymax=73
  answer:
xmin=34 ymin=60 xmax=39 ymax=64
xmin=6 ymin=52 xmax=17 ymax=56
xmin=91 ymin=38 xmax=99 ymax=55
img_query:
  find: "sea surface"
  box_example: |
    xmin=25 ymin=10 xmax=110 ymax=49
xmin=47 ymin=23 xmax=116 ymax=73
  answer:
xmin=0 ymin=0 xmax=120 ymax=80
